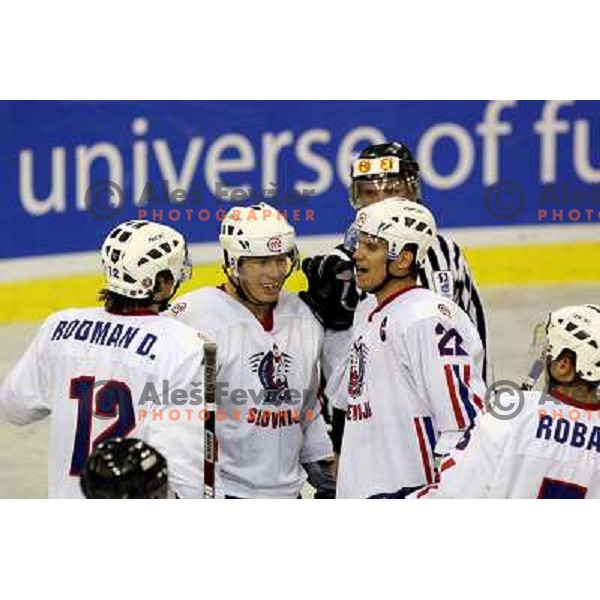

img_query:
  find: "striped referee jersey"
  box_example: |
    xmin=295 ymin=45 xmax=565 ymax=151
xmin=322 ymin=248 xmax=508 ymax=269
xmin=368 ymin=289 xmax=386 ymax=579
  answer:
xmin=417 ymin=233 xmax=492 ymax=384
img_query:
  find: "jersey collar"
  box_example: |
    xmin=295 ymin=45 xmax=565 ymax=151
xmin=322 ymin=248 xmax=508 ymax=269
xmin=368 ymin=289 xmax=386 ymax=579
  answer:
xmin=368 ymin=285 xmax=419 ymax=322
xmin=216 ymin=284 xmax=275 ymax=332
xmin=105 ymin=309 xmax=157 ymax=317
xmin=549 ymin=389 xmax=600 ymax=411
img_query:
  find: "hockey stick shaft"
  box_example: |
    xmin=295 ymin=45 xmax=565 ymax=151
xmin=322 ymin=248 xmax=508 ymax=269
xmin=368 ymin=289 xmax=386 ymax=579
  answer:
xmin=520 ymin=321 xmax=547 ymax=391
xmin=203 ymin=341 xmax=218 ymax=499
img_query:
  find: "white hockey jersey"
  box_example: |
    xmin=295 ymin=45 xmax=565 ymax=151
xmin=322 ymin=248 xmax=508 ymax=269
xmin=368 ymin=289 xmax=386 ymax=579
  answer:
xmin=321 ymin=233 xmax=492 ymax=385
xmin=413 ymin=390 xmax=600 ymax=499
xmin=329 ymin=286 xmax=486 ymax=499
xmin=0 ymin=307 xmax=204 ymax=499
xmin=149 ymin=287 xmax=333 ymax=499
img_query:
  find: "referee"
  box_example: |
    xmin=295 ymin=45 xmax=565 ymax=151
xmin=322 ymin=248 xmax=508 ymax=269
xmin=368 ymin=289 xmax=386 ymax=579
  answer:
xmin=299 ymin=141 xmax=492 ymax=454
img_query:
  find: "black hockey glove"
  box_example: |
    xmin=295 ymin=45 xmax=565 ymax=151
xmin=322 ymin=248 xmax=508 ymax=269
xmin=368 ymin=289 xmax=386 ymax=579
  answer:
xmin=299 ymin=246 xmax=359 ymax=331
xmin=330 ymin=407 xmax=346 ymax=454
xmin=303 ymin=459 xmax=337 ymax=499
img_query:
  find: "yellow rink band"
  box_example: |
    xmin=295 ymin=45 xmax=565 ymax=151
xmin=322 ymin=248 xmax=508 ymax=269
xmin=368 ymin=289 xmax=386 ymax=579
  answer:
xmin=0 ymin=265 xmax=308 ymax=325
xmin=464 ymin=242 xmax=600 ymax=286
xmin=1 ymin=243 xmax=599 ymax=325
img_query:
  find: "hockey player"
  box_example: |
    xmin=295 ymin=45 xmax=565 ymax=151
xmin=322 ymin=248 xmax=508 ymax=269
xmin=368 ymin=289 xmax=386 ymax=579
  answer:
xmin=301 ymin=141 xmax=491 ymax=381
xmin=414 ymin=304 xmax=600 ymax=499
xmin=332 ymin=198 xmax=486 ymax=498
xmin=299 ymin=141 xmax=492 ymax=453
xmin=147 ymin=203 xmax=335 ymax=499
xmin=80 ymin=437 xmax=168 ymax=499
xmin=0 ymin=220 xmax=204 ymax=498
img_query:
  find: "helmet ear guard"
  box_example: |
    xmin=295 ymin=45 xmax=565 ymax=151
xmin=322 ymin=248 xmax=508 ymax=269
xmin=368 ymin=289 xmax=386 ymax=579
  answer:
xmin=284 ymin=244 xmax=300 ymax=275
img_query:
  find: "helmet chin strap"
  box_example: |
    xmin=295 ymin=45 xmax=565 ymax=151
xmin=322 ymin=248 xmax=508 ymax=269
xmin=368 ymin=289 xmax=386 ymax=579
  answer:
xmin=222 ymin=253 xmax=297 ymax=309
xmin=368 ymin=261 xmax=412 ymax=295
xmin=224 ymin=269 xmax=278 ymax=309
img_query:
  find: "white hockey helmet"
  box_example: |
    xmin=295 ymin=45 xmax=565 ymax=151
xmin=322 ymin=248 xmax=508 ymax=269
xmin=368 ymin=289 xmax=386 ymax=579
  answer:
xmin=219 ymin=203 xmax=299 ymax=276
xmin=346 ymin=197 xmax=437 ymax=267
xmin=546 ymin=304 xmax=600 ymax=383
xmin=101 ymin=220 xmax=192 ymax=298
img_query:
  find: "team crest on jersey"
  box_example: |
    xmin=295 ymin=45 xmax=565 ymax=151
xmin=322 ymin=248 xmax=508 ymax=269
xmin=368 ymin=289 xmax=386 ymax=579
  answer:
xmin=170 ymin=302 xmax=187 ymax=316
xmin=348 ymin=336 xmax=369 ymax=399
xmin=432 ymin=270 xmax=454 ymax=299
xmin=249 ymin=344 xmax=293 ymax=406
xmin=438 ymin=303 xmax=452 ymax=319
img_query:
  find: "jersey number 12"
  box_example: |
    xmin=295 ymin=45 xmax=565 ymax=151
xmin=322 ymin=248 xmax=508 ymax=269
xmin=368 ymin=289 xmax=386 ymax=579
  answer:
xmin=69 ymin=376 xmax=136 ymax=476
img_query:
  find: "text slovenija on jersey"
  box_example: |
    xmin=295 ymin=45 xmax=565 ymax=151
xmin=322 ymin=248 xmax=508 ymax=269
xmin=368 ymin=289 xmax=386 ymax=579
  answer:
xmin=163 ymin=287 xmax=333 ymax=498
xmin=329 ymin=286 xmax=486 ymax=498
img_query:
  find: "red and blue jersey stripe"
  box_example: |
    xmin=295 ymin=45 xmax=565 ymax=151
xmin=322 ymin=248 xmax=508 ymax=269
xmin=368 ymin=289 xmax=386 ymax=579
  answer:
xmin=414 ymin=416 xmax=437 ymax=485
xmin=444 ymin=364 xmax=483 ymax=429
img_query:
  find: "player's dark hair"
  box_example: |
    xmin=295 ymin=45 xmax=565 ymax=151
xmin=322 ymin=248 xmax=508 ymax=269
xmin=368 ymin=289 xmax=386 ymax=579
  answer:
xmin=99 ymin=290 xmax=153 ymax=313
xmin=99 ymin=270 xmax=174 ymax=314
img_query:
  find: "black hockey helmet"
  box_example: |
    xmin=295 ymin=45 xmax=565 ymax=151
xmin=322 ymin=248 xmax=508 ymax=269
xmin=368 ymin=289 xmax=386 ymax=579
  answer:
xmin=80 ymin=438 xmax=168 ymax=499
xmin=350 ymin=141 xmax=421 ymax=209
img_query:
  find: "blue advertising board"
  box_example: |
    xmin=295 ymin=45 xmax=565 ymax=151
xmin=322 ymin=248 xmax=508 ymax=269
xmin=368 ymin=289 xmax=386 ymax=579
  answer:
xmin=2 ymin=100 xmax=599 ymax=259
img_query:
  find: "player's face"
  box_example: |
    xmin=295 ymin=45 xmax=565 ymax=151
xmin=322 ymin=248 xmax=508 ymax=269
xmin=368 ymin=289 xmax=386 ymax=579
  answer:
xmin=354 ymin=177 xmax=415 ymax=209
xmin=352 ymin=233 xmax=389 ymax=291
xmin=238 ymin=255 xmax=291 ymax=303
xmin=547 ymin=353 xmax=577 ymax=385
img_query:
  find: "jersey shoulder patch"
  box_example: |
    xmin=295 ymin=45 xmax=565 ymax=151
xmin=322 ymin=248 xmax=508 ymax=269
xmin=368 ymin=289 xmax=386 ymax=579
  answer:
xmin=431 ymin=270 xmax=454 ymax=299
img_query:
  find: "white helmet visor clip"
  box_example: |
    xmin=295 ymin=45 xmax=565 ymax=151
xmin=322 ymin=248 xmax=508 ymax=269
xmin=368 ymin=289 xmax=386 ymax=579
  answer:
xmin=343 ymin=225 xmax=360 ymax=256
xmin=179 ymin=244 xmax=193 ymax=283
